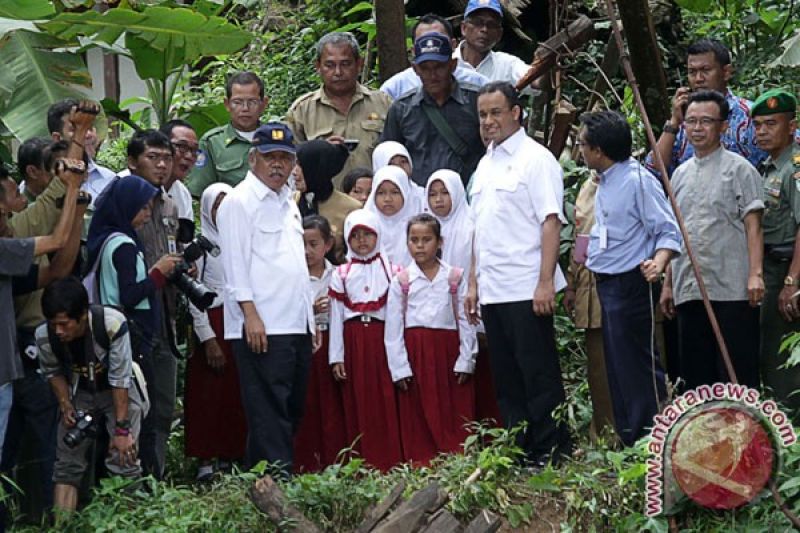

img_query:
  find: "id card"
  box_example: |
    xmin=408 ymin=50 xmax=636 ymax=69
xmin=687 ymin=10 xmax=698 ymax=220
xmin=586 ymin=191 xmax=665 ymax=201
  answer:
xmin=598 ymin=225 xmax=608 ymax=250
xmin=168 ymin=236 xmax=177 ymax=255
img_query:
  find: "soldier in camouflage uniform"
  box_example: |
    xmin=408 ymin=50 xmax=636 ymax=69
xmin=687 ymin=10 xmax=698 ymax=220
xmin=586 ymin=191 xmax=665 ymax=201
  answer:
xmin=754 ymin=89 xmax=800 ymax=419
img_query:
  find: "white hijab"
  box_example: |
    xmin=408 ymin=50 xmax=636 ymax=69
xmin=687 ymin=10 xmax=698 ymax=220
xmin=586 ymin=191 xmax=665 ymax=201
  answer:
xmin=332 ymin=209 xmax=393 ymax=305
xmin=364 ymin=166 xmax=419 ymax=266
xmin=371 ymin=140 xmax=424 ymax=213
xmin=199 ymin=182 xmax=233 ymax=293
xmin=425 ymin=170 xmax=474 ymax=275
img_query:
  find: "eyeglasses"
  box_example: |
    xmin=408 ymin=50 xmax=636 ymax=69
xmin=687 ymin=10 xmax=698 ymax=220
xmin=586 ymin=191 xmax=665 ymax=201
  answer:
xmin=229 ymin=98 xmax=262 ymax=109
xmin=172 ymin=142 xmax=200 ymax=157
xmin=684 ymin=117 xmax=724 ymax=127
xmin=466 ymin=17 xmax=502 ymax=30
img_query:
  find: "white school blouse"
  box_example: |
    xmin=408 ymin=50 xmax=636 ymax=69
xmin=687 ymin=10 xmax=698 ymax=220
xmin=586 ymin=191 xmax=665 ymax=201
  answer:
xmin=384 ymin=261 xmax=476 ymax=382
xmin=217 ymin=171 xmax=314 ymax=340
xmin=471 ymin=127 xmax=567 ymax=304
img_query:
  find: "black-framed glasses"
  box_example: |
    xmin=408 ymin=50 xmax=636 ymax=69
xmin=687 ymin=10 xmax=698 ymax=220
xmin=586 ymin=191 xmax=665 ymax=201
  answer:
xmin=684 ymin=117 xmax=724 ymax=127
xmin=172 ymin=142 xmax=200 ymax=157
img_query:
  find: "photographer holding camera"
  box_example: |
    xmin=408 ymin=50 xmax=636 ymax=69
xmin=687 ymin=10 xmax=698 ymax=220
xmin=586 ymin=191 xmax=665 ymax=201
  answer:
xmin=36 ymin=277 xmax=147 ymax=516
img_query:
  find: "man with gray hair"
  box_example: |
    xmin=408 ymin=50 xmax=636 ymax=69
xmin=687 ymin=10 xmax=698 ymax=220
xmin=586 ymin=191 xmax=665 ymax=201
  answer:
xmin=286 ymin=31 xmax=392 ymax=187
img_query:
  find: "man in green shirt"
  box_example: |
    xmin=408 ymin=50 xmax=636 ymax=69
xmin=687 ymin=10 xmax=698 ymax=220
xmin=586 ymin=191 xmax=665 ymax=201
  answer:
xmin=186 ymin=71 xmax=267 ymax=196
xmin=755 ymin=89 xmax=800 ymax=419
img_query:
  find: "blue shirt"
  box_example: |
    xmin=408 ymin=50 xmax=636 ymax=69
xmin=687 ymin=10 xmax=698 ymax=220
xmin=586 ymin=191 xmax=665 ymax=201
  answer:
xmin=380 ymin=65 xmax=489 ymax=100
xmin=586 ymin=158 xmax=682 ymax=274
xmin=645 ymin=90 xmax=767 ymax=176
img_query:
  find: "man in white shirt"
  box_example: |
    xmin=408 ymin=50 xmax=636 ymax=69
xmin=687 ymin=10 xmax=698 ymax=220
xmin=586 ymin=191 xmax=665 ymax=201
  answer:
xmin=455 ymin=0 xmax=530 ymax=88
xmin=467 ymin=81 xmax=570 ymax=466
xmin=217 ymin=122 xmax=315 ymax=475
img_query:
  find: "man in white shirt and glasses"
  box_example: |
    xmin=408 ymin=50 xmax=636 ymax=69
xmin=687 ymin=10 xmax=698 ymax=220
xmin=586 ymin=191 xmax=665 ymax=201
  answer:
xmin=218 ymin=122 xmax=316 ymax=476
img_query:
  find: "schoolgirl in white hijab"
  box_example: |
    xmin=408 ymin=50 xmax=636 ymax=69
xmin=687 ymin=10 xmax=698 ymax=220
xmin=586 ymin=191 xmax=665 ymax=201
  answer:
xmin=364 ymin=165 xmax=421 ymax=267
xmin=371 ymin=140 xmax=424 ymax=212
xmin=425 ymin=169 xmax=475 ymax=280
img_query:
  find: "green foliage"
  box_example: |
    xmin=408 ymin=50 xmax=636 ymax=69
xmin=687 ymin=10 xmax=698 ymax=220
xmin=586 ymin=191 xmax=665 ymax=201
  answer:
xmin=0 ymin=0 xmax=55 ymax=20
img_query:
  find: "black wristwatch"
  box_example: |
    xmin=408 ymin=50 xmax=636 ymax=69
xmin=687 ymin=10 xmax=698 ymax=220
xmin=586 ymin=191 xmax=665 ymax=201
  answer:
xmin=77 ymin=191 xmax=92 ymax=206
xmin=663 ymin=121 xmax=680 ymax=135
xmin=115 ymin=419 xmax=131 ymax=430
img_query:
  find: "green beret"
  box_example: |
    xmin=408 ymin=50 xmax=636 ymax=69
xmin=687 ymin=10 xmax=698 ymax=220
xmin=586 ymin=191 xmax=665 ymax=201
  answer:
xmin=751 ymin=88 xmax=797 ymax=117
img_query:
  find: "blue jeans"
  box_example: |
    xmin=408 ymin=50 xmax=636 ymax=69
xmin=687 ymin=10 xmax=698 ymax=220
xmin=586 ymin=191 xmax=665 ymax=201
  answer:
xmin=0 ymin=382 xmax=13 ymax=459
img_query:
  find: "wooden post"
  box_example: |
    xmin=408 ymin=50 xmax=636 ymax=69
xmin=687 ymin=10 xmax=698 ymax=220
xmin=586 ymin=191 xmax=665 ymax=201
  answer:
xmin=374 ymin=0 xmax=409 ymax=83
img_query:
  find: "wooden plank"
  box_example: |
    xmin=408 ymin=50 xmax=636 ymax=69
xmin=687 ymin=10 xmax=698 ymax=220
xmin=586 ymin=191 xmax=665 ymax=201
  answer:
xmin=422 ymin=508 xmax=462 ymax=533
xmin=463 ymin=510 xmax=501 ymax=533
xmin=373 ymin=483 xmax=447 ymax=533
xmin=548 ymin=100 xmax=577 ymax=157
xmin=356 ymin=481 xmax=406 ymax=533
xmin=248 ymin=475 xmax=322 ymax=533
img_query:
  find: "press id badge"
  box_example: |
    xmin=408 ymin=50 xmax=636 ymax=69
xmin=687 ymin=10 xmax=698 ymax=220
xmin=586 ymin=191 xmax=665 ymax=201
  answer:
xmin=598 ymin=225 xmax=608 ymax=250
xmin=168 ymin=236 xmax=177 ymax=254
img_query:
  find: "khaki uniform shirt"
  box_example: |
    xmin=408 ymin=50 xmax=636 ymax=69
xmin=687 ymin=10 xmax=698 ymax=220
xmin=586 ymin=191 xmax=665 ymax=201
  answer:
xmin=136 ymin=191 xmax=179 ymax=335
xmin=285 ymin=84 xmax=391 ymax=187
xmin=186 ymin=123 xmax=253 ymax=196
xmin=761 ymin=145 xmax=800 ymax=246
xmin=670 ymin=147 xmax=764 ymax=305
xmin=567 ymin=178 xmax=602 ymax=329
xmin=11 ymin=177 xmax=67 ymax=328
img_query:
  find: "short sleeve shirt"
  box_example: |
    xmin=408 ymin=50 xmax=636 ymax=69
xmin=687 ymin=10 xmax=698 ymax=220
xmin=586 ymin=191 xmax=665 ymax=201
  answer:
xmin=187 ymin=123 xmax=253 ymax=196
xmin=670 ymin=147 xmax=765 ymax=304
xmin=0 ymin=237 xmax=35 ymax=384
xmin=761 ymin=145 xmax=800 ymax=246
xmin=285 ymin=84 xmax=391 ymax=187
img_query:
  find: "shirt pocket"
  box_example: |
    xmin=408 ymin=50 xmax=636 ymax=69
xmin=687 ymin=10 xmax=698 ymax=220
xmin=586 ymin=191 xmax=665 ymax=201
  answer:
xmin=215 ymin=151 xmax=247 ymax=182
xmin=495 ymin=171 xmax=523 ymax=194
xmin=305 ymin=125 xmax=334 ymax=142
xmin=360 ymin=119 xmax=385 ymax=151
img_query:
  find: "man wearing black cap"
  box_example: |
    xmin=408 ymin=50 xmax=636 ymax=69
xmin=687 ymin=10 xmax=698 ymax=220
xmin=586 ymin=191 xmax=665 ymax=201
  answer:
xmin=380 ymin=32 xmax=484 ymax=187
xmin=217 ymin=122 xmax=317 ymax=475
xmin=753 ymin=89 xmax=800 ymax=419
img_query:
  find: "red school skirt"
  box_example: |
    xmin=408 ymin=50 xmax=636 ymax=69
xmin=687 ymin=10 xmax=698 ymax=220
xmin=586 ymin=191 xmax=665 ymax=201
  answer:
xmin=398 ymin=328 xmax=476 ymax=466
xmin=184 ymin=306 xmax=248 ymax=460
xmin=341 ymin=319 xmax=403 ymax=472
xmin=293 ymin=330 xmax=348 ymax=473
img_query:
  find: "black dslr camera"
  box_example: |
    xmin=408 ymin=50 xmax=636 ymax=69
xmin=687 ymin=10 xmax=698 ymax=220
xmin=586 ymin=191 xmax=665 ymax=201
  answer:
xmin=168 ymin=235 xmax=219 ymax=312
xmin=63 ymin=410 xmax=98 ymax=449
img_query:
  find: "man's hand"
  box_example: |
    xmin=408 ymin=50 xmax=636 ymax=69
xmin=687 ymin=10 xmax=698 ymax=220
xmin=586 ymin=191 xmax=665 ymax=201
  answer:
xmin=640 ymin=259 xmax=664 ymax=283
xmin=533 ymin=279 xmax=556 ymax=316
xmin=671 ymin=87 xmax=691 ymax=125
xmin=395 ymin=377 xmax=411 ymax=392
xmin=69 ymin=100 xmax=100 ymax=133
xmin=60 ymin=401 xmax=77 ymax=428
xmin=244 ymin=311 xmax=267 ymax=354
xmin=332 ymin=363 xmax=347 ymax=381
xmin=312 ymin=325 xmax=323 ymax=353
xmin=110 ymin=434 xmax=137 ymax=467
xmin=313 ymin=296 xmax=329 ymax=316
xmin=748 ymin=273 xmax=765 ymax=307
xmin=660 ymin=285 xmax=676 ymax=319
xmin=326 ymin=135 xmax=345 ymax=145
xmin=204 ymin=338 xmax=225 ymax=371
xmin=465 ymin=284 xmax=480 ymax=325
xmin=563 ymin=287 xmax=576 ymax=317
xmin=455 ymin=372 xmax=471 ymax=385
xmin=54 ymin=159 xmax=86 ymax=189
xmin=778 ymin=285 xmax=800 ymax=322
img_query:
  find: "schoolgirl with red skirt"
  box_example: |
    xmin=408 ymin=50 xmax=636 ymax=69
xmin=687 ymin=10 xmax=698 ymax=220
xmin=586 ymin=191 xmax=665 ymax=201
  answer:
xmin=385 ymin=213 xmax=476 ymax=465
xmin=328 ymin=209 xmax=403 ymax=471
xmin=294 ymin=215 xmax=347 ymax=472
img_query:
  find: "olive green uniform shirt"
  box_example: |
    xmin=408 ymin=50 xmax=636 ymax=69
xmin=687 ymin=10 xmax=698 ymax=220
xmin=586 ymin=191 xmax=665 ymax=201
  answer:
xmin=285 ymin=84 xmax=391 ymax=187
xmin=186 ymin=123 xmax=253 ymax=197
xmin=762 ymin=144 xmax=800 ymax=246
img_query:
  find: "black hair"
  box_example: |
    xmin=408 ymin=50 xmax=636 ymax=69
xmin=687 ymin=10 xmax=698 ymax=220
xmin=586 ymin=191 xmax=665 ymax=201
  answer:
xmin=127 ymin=129 xmax=174 ymax=159
xmin=47 ymin=99 xmax=79 ymax=135
xmin=406 ymin=213 xmax=442 ymax=239
xmin=578 ymin=110 xmax=632 ymax=162
xmin=42 ymin=276 xmax=89 ymax=321
xmin=42 ymin=140 xmax=71 ymax=173
xmin=17 ymin=137 xmax=50 ymax=177
xmin=225 ymin=71 xmax=265 ymax=99
xmin=159 ymin=119 xmax=194 ymax=139
xmin=341 ymin=167 xmax=373 ymax=194
xmin=412 ymin=13 xmax=455 ymax=39
xmin=303 ymin=214 xmax=334 ymax=242
xmin=687 ymin=38 xmax=731 ymax=67
xmin=686 ymin=89 xmax=730 ymax=121
xmin=478 ymin=81 xmax=524 ymax=124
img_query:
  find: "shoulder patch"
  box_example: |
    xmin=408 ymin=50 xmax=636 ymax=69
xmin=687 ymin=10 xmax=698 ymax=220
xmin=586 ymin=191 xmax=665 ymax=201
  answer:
xmin=195 ymin=150 xmax=207 ymax=168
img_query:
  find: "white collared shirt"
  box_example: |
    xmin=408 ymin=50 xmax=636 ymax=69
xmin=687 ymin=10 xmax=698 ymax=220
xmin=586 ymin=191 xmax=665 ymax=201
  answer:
xmin=166 ymin=179 xmax=194 ymax=221
xmin=454 ymin=42 xmax=530 ymax=88
xmin=471 ymin=127 xmax=567 ymax=304
xmin=384 ymin=261 xmax=476 ymax=382
xmin=217 ymin=171 xmax=314 ymax=339
xmin=84 ymin=160 xmax=116 ymax=207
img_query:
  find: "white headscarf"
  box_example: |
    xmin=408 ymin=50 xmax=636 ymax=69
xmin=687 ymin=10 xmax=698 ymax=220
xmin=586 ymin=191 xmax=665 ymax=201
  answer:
xmin=199 ymin=183 xmax=233 ymax=293
xmin=371 ymin=140 xmax=424 ymax=213
xmin=364 ymin=166 xmax=419 ymax=266
xmin=331 ymin=209 xmax=393 ymax=307
xmin=425 ymin=170 xmax=474 ymax=275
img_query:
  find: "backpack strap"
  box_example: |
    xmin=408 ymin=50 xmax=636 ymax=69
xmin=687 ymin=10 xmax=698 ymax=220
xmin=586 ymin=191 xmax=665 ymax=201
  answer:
xmin=83 ymin=231 xmax=127 ymax=305
xmin=396 ymin=267 xmax=410 ymax=325
xmin=447 ymin=267 xmax=464 ymax=333
xmin=90 ymin=304 xmax=110 ymax=351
